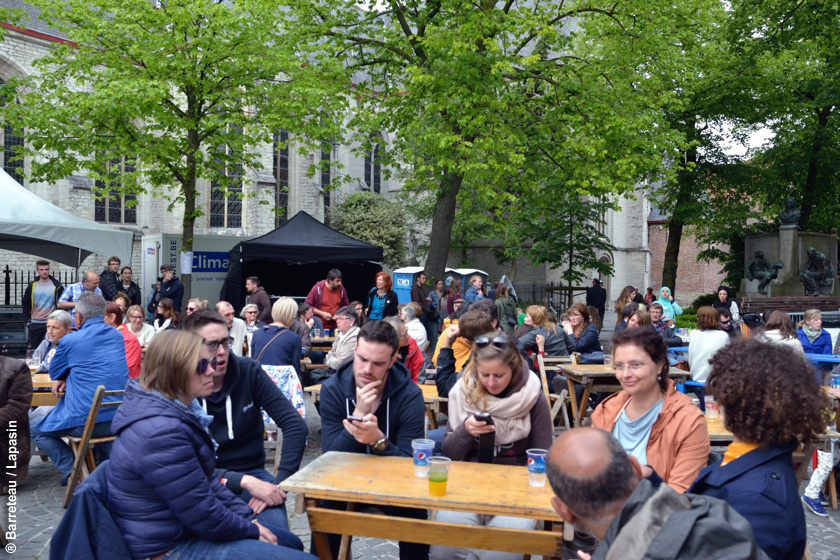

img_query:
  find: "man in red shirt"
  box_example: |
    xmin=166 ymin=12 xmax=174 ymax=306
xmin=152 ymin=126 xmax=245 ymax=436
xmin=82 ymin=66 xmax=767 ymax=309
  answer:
xmin=304 ymin=269 xmax=349 ymax=331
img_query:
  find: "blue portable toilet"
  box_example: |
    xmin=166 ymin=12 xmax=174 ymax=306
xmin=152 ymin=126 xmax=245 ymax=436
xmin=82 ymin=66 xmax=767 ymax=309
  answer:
xmin=444 ymin=268 xmax=489 ymax=295
xmin=393 ymin=266 xmax=427 ymax=305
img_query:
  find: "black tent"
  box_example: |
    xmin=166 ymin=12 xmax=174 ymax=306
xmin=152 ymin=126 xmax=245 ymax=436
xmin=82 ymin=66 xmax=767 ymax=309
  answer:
xmin=220 ymin=211 xmax=384 ymax=310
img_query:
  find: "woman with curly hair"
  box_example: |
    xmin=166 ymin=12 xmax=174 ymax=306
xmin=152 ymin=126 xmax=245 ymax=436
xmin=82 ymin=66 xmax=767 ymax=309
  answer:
xmin=592 ymin=326 xmax=709 ymax=493
xmin=688 ymin=338 xmax=832 ymax=559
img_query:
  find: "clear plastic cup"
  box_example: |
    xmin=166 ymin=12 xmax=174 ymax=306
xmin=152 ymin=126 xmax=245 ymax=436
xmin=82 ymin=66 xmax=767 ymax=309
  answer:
xmin=411 ymin=438 xmax=435 ymax=478
xmin=313 ymin=328 xmax=321 ymax=338
xmin=705 ymin=396 xmax=720 ymax=419
xmin=428 ymin=457 xmax=450 ymax=496
xmin=527 ymin=448 xmax=547 ymax=487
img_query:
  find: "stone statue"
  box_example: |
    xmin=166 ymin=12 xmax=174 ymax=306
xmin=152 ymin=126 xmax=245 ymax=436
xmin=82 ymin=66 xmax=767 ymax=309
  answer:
xmin=798 ymin=246 xmax=834 ymax=296
xmin=779 ymin=197 xmax=801 ymax=225
xmin=746 ymin=248 xmax=783 ymax=295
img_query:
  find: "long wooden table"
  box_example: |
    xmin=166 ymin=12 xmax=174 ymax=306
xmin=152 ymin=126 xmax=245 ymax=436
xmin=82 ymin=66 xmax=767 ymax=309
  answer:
xmin=31 ymin=373 xmax=61 ymax=406
xmin=559 ymin=365 xmax=690 ymax=427
xmin=304 ymin=384 xmax=448 ymax=429
xmin=281 ymin=451 xmax=564 ymax=560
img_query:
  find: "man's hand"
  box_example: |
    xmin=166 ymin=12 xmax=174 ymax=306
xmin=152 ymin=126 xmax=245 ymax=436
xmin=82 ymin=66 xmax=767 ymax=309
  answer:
xmin=343 ymin=414 xmax=384 ymax=446
xmin=254 ymin=521 xmax=278 ymax=544
xmin=464 ymin=415 xmax=496 ymax=438
xmin=240 ymin=475 xmax=286 ymax=507
xmin=52 ymin=379 xmax=66 ymax=397
xmin=443 ymin=324 xmax=460 ymax=348
xmin=354 ymin=380 xmax=382 ymax=417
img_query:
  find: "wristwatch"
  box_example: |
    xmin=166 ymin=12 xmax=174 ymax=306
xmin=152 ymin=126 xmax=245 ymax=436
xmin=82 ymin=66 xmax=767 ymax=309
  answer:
xmin=371 ymin=436 xmax=389 ymax=452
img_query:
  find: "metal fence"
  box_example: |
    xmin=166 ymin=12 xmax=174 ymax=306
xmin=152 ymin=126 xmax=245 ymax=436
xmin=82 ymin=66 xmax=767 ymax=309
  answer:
xmin=2 ymin=266 xmax=78 ymax=307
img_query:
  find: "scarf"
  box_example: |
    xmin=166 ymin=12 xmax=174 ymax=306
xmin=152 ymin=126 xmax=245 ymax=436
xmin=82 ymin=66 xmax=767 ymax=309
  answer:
xmin=655 ymin=287 xmax=676 ymax=321
xmin=803 ymin=325 xmax=822 ymax=344
xmin=448 ymin=371 xmax=543 ymax=446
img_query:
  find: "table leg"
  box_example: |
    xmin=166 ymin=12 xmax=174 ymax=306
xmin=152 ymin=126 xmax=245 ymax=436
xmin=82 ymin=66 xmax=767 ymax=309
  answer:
xmin=426 ymin=405 xmax=438 ymax=430
xmin=337 ymin=503 xmax=358 ymax=560
xmin=306 ymin=497 xmax=333 ymax=560
xmin=566 ymin=378 xmax=580 ymax=427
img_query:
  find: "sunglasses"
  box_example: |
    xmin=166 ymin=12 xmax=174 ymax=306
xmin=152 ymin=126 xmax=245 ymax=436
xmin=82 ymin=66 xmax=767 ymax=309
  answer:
xmin=474 ymin=335 xmax=508 ymax=349
xmin=197 ymin=358 xmax=218 ymax=374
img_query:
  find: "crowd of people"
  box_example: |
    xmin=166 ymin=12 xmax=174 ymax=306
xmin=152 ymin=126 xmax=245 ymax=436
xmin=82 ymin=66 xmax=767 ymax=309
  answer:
xmin=4 ymin=261 xmax=840 ymax=559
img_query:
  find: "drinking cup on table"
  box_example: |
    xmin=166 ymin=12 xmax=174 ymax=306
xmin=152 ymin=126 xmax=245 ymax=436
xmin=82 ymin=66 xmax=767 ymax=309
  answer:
xmin=705 ymin=396 xmax=720 ymax=419
xmin=412 ymin=438 xmax=435 ymax=478
xmin=313 ymin=328 xmax=321 ymax=338
xmin=428 ymin=456 xmax=451 ymax=497
xmin=527 ymin=448 xmax=548 ymax=487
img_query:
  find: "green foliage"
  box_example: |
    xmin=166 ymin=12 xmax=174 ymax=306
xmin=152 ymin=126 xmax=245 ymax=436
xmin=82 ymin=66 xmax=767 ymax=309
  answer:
xmin=329 ymin=192 xmax=408 ymax=269
xmin=675 ymin=314 xmax=697 ymax=330
xmin=690 ymin=293 xmax=719 ymax=310
xmin=0 ymin=0 xmax=347 ymax=298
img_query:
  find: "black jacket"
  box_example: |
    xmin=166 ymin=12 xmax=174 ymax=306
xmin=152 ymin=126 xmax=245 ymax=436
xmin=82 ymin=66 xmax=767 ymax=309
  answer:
xmin=320 ymin=357 xmax=425 ymax=457
xmin=99 ymin=269 xmax=122 ymax=301
xmin=117 ymin=281 xmax=142 ymax=307
xmin=366 ymin=288 xmax=399 ymax=318
xmin=22 ymin=276 xmax=64 ymax=322
xmin=198 ymin=354 xmax=307 ymax=488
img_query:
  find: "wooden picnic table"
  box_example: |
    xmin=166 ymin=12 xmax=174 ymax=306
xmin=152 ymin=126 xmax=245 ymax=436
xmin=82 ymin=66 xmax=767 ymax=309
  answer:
xmin=310 ymin=336 xmax=337 ymax=353
xmin=281 ymin=451 xmax=564 ymax=560
xmin=31 ymin=373 xmax=61 ymax=406
xmin=559 ymin=364 xmax=690 ymax=427
xmin=304 ymin=384 xmax=448 ymax=429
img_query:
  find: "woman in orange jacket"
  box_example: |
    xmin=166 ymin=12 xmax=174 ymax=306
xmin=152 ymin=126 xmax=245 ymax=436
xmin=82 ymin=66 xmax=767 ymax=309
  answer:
xmin=592 ymin=326 xmax=709 ymax=492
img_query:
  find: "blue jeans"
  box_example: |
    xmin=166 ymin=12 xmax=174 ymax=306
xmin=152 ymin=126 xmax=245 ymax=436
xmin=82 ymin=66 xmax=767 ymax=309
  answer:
xmin=427 ymin=428 xmax=445 ymax=455
xmin=167 ymin=521 xmax=313 ymax=559
xmin=236 ymin=468 xmax=289 ymax=530
xmin=31 ymin=418 xmax=113 ymax=477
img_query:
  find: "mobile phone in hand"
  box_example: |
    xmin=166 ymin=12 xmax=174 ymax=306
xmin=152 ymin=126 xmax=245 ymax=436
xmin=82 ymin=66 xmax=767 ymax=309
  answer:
xmin=346 ymin=415 xmax=364 ymax=422
xmin=474 ymin=412 xmax=494 ymax=425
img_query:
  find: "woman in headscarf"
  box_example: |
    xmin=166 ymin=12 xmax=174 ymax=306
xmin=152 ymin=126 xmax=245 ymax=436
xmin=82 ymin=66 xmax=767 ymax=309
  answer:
xmin=655 ymin=286 xmax=682 ymax=325
xmin=711 ymin=285 xmax=740 ymax=325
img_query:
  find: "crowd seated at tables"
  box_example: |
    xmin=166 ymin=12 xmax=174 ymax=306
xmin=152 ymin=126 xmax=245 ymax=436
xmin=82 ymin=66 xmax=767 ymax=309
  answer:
xmin=15 ymin=268 xmax=840 ymax=559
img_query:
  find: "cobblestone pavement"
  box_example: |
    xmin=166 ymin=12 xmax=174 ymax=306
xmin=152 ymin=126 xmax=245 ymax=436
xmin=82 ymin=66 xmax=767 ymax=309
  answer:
xmin=8 ymin=391 xmax=840 ymax=559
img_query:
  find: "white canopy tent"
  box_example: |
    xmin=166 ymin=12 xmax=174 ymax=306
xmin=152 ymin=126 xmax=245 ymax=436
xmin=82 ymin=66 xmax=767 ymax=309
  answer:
xmin=0 ymin=169 xmax=134 ymax=268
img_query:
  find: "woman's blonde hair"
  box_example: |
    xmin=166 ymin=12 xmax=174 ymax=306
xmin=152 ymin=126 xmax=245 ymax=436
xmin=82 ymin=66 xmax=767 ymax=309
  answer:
xmin=798 ymin=308 xmax=822 ymax=330
xmin=140 ymin=330 xmax=204 ymax=400
xmin=526 ymin=305 xmax=557 ymax=335
xmin=461 ymin=332 xmax=524 ymax=411
xmin=271 ymin=297 xmax=297 ymax=326
xmin=188 ymin=298 xmax=208 ymax=311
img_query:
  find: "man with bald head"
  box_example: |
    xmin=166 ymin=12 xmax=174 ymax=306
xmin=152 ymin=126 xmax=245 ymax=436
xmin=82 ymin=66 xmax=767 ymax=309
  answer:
xmin=546 ymin=428 xmax=768 ymax=560
xmin=215 ymin=300 xmax=248 ymax=357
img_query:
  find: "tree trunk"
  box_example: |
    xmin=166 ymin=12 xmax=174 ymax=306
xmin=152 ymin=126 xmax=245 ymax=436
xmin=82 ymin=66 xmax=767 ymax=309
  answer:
xmin=799 ymin=105 xmax=832 ymax=229
xmin=508 ymin=258 xmax=517 ymax=284
xmin=662 ymin=219 xmax=683 ymax=292
xmin=425 ymin=170 xmax=463 ymax=283
xmin=180 ymin=127 xmax=200 ymax=304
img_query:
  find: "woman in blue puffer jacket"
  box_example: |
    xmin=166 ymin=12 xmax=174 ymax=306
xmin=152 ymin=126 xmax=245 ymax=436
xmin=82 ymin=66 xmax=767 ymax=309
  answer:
xmin=106 ymin=330 xmax=314 ymax=560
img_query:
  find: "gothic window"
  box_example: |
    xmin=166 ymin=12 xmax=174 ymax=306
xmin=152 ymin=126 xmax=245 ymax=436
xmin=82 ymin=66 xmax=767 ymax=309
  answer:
xmin=210 ymin=127 xmax=243 ymax=229
xmin=273 ymin=130 xmax=289 ymax=227
xmin=0 ymin=79 xmax=23 ymax=184
xmin=364 ymin=132 xmax=383 ymax=194
xmin=321 ymin=143 xmax=331 ymax=226
xmin=94 ymin=156 xmax=137 ymax=224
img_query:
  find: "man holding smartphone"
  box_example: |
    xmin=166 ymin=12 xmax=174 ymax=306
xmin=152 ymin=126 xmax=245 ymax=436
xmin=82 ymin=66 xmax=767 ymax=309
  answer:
xmin=318 ymin=320 xmax=429 ymax=559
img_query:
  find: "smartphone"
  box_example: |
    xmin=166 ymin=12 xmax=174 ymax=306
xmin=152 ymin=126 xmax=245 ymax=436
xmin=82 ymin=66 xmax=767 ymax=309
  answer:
xmin=346 ymin=415 xmax=364 ymax=422
xmin=474 ymin=413 xmax=495 ymax=463
xmin=474 ymin=412 xmax=494 ymax=425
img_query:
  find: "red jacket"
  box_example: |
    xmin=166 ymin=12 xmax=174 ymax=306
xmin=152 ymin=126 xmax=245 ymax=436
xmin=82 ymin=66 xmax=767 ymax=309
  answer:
xmin=404 ymin=337 xmax=424 ymax=383
xmin=117 ymin=325 xmax=143 ymax=379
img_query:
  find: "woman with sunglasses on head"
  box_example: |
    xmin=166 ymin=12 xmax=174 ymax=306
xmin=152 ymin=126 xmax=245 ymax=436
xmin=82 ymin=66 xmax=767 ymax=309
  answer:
xmin=107 ymin=330 xmax=313 ymax=560
xmin=592 ymin=326 xmax=709 ymax=493
xmin=432 ymin=333 xmax=551 ymax=560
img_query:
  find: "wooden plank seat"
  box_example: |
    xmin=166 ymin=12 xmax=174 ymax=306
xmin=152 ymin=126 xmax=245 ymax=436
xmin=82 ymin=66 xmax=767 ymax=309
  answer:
xmin=62 ymin=385 xmax=124 ymax=508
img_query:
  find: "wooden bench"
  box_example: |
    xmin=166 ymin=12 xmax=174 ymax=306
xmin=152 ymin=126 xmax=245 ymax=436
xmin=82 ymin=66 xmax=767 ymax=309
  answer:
xmin=741 ymin=296 xmax=840 ymax=314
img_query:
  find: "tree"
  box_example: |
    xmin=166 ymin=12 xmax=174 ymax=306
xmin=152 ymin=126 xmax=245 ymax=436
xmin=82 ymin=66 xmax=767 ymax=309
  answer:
xmin=1 ymin=0 xmax=346 ymax=300
xmin=329 ymin=192 xmax=408 ymax=268
xmin=287 ymin=0 xmax=697 ymax=283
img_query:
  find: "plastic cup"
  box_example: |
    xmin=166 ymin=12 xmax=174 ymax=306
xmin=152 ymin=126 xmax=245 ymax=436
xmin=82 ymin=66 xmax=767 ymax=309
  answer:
xmin=313 ymin=328 xmax=321 ymax=338
xmin=428 ymin=456 xmax=450 ymax=496
xmin=705 ymin=396 xmax=720 ymax=419
xmin=527 ymin=448 xmax=547 ymax=487
xmin=412 ymin=439 xmax=435 ymax=478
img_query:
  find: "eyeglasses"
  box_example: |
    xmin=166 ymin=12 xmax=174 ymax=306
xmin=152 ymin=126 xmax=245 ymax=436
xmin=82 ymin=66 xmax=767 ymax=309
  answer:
xmin=567 ymin=313 xmax=582 ymax=318
xmin=197 ymin=358 xmax=218 ymax=375
xmin=186 ymin=306 xmax=198 ymax=312
xmin=613 ymin=362 xmax=646 ymax=372
xmin=335 ymin=316 xmax=351 ymax=323
xmin=130 ymin=314 xmax=144 ymax=320
xmin=474 ymin=335 xmax=508 ymax=349
xmin=206 ymin=337 xmax=233 ymax=352
xmin=246 ymin=310 xmax=257 ymax=314
xmin=720 ymin=320 xmax=731 ymax=325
